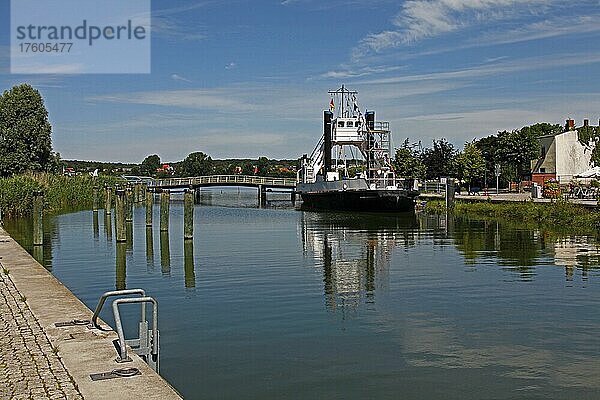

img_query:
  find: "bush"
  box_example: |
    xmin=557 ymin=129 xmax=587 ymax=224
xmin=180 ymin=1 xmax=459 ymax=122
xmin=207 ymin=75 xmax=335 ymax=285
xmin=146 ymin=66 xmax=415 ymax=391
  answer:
xmin=0 ymin=173 xmax=123 ymax=217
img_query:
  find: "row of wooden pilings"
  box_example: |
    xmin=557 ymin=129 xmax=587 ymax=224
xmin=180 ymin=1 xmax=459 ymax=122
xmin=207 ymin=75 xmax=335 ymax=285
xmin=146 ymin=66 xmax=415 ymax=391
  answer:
xmin=30 ymin=183 xmax=196 ymax=246
xmin=103 ymin=184 xmax=195 ymax=243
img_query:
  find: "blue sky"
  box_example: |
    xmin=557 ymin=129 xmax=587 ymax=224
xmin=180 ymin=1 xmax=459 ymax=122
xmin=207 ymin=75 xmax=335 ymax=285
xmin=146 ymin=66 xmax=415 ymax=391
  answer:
xmin=2 ymin=0 xmax=600 ymax=162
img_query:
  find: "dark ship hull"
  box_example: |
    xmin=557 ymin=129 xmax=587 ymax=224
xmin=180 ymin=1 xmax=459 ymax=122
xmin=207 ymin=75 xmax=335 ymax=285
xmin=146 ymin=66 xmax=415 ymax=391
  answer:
xmin=299 ymin=189 xmax=418 ymax=212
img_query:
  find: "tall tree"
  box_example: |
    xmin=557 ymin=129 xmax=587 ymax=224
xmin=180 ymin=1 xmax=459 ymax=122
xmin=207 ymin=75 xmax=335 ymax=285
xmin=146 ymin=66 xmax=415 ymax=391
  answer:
xmin=140 ymin=154 xmax=161 ymax=175
xmin=0 ymin=84 xmax=53 ymax=176
xmin=474 ymin=134 xmax=500 ymax=187
xmin=454 ymin=142 xmax=486 ymax=191
xmin=496 ymin=129 xmax=540 ymax=183
xmin=520 ymin=122 xmax=562 ymax=137
xmin=577 ymin=125 xmax=600 ymax=166
xmin=421 ymin=138 xmax=456 ymax=179
xmin=393 ymin=139 xmax=426 ymax=181
xmin=179 ymin=151 xmax=213 ymax=176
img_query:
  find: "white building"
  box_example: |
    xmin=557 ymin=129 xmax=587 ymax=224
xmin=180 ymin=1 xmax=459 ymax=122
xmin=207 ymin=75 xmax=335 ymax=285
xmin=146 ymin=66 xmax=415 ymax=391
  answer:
xmin=530 ymin=119 xmax=595 ymax=185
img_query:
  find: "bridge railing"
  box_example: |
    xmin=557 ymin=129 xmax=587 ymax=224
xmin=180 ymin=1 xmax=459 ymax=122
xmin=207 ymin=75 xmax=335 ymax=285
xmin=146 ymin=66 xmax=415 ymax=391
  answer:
xmin=149 ymin=175 xmax=296 ymax=188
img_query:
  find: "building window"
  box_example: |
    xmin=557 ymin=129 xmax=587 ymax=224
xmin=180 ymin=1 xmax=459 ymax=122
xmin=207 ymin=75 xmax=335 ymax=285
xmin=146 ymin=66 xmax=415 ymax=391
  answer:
xmin=540 ymin=168 xmax=546 ymax=173
xmin=338 ymin=121 xmax=345 ymax=127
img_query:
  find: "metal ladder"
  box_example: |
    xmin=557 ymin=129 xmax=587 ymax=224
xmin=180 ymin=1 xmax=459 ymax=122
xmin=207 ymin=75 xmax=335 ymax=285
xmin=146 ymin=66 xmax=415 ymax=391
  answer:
xmin=91 ymin=289 xmax=160 ymax=372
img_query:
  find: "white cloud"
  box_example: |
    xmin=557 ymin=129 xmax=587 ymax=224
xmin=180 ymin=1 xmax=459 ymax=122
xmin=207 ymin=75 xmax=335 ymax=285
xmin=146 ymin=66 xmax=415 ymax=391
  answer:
xmin=171 ymin=73 xmax=192 ymax=83
xmin=131 ymin=3 xmax=209 ymax=41
xmin=89 ymin=88 xmax=258 ymax=112
xmin=353 ymin=0 xmax=555 ymax=59
xmin=225 ymin=62 xmax=237 ymax=70
xmin=11 ymin=63 xmax=84 ymax=74
xmin=316 ymin=65 xmax=404 ymax=80
xmin=355 ymin=52 xmax=600 ymax=85
xmin=473 ymin=15 xmax=600 ymax=46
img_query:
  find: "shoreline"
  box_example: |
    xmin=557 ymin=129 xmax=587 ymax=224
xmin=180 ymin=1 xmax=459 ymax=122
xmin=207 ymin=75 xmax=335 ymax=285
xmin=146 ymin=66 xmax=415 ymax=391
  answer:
xmin=0 ymin=226 xmax=182 ymax=400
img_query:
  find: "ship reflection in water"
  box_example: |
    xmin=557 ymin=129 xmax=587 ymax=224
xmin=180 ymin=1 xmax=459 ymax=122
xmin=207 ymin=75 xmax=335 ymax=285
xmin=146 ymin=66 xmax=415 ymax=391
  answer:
xmin=300 ymin=211 xmax=600 ymax=313
xmin=300 ymin=211 xmax=418 ymax=311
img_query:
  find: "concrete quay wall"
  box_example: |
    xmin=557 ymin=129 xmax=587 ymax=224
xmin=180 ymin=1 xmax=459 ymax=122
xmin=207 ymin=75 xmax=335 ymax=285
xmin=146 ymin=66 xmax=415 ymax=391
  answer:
xmin=0 ymin=226 xmax=183 ymax=400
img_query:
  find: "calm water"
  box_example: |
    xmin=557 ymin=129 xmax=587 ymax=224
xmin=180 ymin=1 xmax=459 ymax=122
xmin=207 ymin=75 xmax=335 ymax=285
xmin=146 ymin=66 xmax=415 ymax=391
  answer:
xmin=5 ymin=190 xmax=600 ymax=399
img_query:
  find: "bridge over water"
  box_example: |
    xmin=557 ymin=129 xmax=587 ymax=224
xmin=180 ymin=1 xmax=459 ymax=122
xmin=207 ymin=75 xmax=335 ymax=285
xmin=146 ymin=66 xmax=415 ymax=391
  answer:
xmin=148 ymin=175 xmax=297 ymax=204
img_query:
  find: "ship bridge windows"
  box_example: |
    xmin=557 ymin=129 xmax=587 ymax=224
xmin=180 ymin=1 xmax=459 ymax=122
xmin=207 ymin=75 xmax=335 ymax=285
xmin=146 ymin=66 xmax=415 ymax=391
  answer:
xmin=338 ymin=121 xmax=345 ymax=127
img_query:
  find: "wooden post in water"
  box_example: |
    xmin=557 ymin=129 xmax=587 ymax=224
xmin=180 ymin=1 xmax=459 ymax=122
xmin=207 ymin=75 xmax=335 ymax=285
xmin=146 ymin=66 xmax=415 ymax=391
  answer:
xmin=115 ymin=242 xmax=127 ymax=290
xmin=114 ymin=188 xmax=126 ymax=242
xmin=145 ymin=190 xmax=153 ymax=226
xmin=257 ymin=184 xmax=266 ymax=207
xmin=445 ymin=177 xmax=455 ymax=209
xmin=146 ymin=226 xmax=154 ymax=265
xmin=32 ymin=191 xmax=44 ymax=246
xmin=184 ymin=240 xmax=195 ymax=288
xmin=184 ymin=188 xmax=194 ymax=240
xmin=160 ymin=231 xmax=170 ymax=274
xmin=92 ymin=185 xmax=99 ymax=212
xmin=134 ymin=183 xmax=141 ymax=203
xmin=93 ymin=211 xmax=99 ymax=239
xmin=160 ymin=190 xmax=170 ymax=232
xmin=125 ymin=187 xmax=134 ymax=222
xmin=104 ymin=185 xmax=112 ymax=215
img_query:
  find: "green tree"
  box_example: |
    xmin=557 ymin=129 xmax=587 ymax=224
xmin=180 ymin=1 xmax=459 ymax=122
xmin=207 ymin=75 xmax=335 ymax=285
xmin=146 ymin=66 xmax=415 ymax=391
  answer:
xmin=474 ymin=134 xmax=500 ymax=188
xmin=520 ymin=122 xmax=562 ymax=137
xmin=140 ymin=154 xmax=161 ymax=176
xmin=496 ymin=129 xmax=540 ymax=184
xmin=393 ymin=139 xmax=426 ymax=181
xmin=179 ymin=151 xmax=213 ymax=176
xmin=421 ymin=138 xmax=456 ymax=179
xmin=577 ymin=125 xmax=600 ymax=166
xmin=256 ymin=157 xmax=270 ymax=175
xmin=0 ymin=84 xmax=53 ymax=176
xmin=454 ymin=142 xmax=486 ymax=191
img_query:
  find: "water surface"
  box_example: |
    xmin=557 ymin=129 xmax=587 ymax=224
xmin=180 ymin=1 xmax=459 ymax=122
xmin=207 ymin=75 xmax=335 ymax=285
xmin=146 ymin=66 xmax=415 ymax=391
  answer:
xmin=5 ymin=192 xmax=600 ymax=399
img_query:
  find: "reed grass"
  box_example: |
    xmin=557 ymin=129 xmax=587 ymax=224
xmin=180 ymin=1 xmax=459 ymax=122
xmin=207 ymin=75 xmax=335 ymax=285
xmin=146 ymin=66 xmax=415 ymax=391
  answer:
xmin=0 ymin=173 xmax=123 ymax=217
xmin=424 ymin=199 xmax=600 ymax=234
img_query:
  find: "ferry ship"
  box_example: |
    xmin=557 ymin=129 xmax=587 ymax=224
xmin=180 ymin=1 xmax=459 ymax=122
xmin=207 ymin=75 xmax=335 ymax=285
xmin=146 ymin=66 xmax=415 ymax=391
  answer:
xmin=296 ymin=86 xmax=418 ymax=212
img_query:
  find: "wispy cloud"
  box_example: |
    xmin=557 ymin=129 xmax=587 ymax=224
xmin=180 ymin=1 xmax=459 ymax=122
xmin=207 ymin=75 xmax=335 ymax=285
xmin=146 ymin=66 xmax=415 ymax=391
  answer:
xmin=171 ymin=73 xmax=192 ymax=83
xmin=353 ymin=0 xmax=556 ymax=59
xmin=315 ymin=65 xmax=405 ymax=80
xmin=225 ymin=62 xmax=237 ymax=70
xmin=356 ymin=52 xmax=600 ymax=85
xmin=90 ymin=88 xmax=258 ymax=112
xmin=10 ymin=63 xmax=84 ymax=75
xmin=474 ymin=15 xmax=600 ymax=46
xmin=131 ymin=2 xmax=209 ymax=41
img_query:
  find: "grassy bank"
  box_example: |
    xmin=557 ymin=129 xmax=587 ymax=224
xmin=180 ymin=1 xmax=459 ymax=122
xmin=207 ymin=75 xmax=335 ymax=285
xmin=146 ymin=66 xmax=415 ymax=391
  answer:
xmin=0 ymin=173 xmax=123 ymax=217
xmin=424 ymin=199 xmax=600 ymax=234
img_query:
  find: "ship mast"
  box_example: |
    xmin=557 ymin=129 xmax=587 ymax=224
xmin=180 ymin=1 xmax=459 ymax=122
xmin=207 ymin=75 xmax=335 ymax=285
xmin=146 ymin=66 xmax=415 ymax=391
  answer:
xmin=328 ymin=84 xmax=358 ymax=118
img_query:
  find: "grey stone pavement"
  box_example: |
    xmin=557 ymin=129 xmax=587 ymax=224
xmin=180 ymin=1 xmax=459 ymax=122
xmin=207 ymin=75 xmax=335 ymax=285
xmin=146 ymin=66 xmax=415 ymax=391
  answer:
xmin=0 ymin=226 xmax=182 ymax=400
xmin=0 ymin=265 xmax=83 ymax=400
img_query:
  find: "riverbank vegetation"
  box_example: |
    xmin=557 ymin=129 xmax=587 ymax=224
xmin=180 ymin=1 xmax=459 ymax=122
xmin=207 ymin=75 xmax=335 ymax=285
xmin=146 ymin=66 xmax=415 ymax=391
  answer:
xmin=0 ymin=173 xmax=121 ymax=217
xmin=424 ymin=199 xmax=600 ymax=234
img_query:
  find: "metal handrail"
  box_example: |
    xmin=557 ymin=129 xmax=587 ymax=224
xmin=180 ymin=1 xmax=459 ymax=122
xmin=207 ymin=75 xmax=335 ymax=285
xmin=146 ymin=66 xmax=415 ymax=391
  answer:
xmin=112 ymin=297 xmax=158 ymax=363
xmin=91 ymin=289 xmax=146 ymax=331
xmin=149 ymin=175 xmax=297 ymax=188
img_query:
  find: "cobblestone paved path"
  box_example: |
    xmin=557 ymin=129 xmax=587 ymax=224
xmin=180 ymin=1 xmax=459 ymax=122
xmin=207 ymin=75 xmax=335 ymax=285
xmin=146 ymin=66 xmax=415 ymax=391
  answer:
xmin=0 ymin=264 xmax=84 ymax=400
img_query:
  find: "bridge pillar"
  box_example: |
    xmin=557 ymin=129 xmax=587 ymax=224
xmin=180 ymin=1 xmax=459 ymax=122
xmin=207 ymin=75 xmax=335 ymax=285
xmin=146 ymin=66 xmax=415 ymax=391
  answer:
xmin=291 ymin=191 xmax=296 ymax=205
